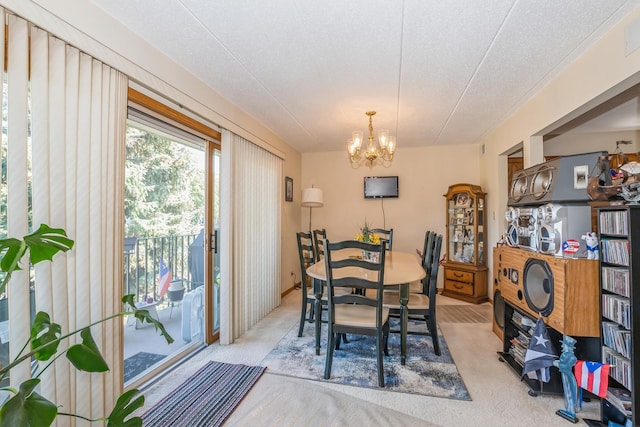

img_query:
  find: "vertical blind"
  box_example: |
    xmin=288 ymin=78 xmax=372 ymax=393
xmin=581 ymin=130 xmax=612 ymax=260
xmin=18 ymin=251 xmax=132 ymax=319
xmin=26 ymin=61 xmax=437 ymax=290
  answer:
xmin=222 ymin=130 xmax=281 ymax=342
xmin=3 ymin=10 xmax=128 ymax=422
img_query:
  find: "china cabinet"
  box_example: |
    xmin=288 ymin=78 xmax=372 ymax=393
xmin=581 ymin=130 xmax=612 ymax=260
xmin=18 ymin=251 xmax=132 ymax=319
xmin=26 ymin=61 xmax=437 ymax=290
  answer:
xmin=442 ymin=183 xmax=488 ymax=303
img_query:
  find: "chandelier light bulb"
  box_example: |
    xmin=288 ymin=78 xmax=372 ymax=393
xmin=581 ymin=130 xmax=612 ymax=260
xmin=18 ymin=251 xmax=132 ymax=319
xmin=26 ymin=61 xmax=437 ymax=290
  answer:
xmin=352 ymin=131 xmax=363 ymax=150
xmin=388 ymin=136 xmax=396 ymax=154
xmin=347 ymin=139 xmax=356 ymax=156
xmin=378 ymin=129 xmax=389 ymax=149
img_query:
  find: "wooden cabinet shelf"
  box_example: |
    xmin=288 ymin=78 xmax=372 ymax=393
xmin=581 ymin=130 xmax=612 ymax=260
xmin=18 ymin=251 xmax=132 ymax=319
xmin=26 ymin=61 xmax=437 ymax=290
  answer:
xmin=442 ymin=183 xmax=488 ymax=304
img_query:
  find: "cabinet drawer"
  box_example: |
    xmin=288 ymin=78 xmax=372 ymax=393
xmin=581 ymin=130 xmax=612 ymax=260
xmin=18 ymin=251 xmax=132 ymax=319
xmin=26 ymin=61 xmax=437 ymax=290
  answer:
xmin=445 ymin=269 xmax=473 ymax=283
xmin=444 ymin=279 xmax=474 ymax=296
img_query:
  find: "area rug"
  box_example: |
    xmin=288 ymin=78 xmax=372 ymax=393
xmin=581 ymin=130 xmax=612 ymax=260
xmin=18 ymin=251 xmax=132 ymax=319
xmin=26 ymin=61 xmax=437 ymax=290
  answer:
xmin=123 ymin=352 xmax=165 ymax=382
xmin=261 ymin=319 xmax=471 ymax=400
xmin=142 ymin=361 xmax=265 ymax=427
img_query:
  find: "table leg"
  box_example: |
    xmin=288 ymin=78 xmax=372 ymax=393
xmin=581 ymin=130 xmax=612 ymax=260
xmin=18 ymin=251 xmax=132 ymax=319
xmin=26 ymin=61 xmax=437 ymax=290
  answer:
xmin=313 ymin=278 xmax=323 ymax=356
xmin=399 ymin=283 xmax=409 ymax=365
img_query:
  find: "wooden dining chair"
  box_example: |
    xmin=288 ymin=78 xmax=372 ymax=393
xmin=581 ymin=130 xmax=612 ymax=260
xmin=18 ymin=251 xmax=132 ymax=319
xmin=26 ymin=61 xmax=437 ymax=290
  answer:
xmin=312 ymin=228 xmax=327 ymax=262
xmin=409 ymin=230 xmax=435 ymax=293
xmin=296 ymin=231 xmax=350 ymax=341
xmin=371 ymin=228 xmax=393 ymax=251
xmin=383 ymin=233 xmax=443 ymax=356
xmin=296 ymin=231 xmax=319 ymax=337
xmin=323 ymin=238 xmax=390 ymax=387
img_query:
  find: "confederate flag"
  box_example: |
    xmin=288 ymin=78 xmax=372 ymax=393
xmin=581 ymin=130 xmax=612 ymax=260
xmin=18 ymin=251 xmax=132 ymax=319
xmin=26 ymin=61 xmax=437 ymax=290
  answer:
xmin=574 ymin=360 xmax=610 ymax=398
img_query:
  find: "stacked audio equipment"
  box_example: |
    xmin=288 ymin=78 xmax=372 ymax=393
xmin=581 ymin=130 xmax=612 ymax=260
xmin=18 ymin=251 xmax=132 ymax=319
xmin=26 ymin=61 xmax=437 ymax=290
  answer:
xmin=504 ymin=151 xmax=605 ymax=257
xmin=495 ymin=152 xmax=604 ymax=397
xmin=495 ymin=245 xmax=601 ymax=395
xmin=494 ymin=152 xmax=604 ymax=344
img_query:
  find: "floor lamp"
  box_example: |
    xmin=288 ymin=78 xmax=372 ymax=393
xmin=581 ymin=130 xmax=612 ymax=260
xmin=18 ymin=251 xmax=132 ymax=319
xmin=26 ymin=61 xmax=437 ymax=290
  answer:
xmin=301 ymin=187 xmax=323 ymax=231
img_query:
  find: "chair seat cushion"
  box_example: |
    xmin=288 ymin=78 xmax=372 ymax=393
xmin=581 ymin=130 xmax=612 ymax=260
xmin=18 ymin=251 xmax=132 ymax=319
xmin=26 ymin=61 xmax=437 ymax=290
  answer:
xmin=382 ymin=291 xmax=430 ymax=309
xmin=335 ymin=305 xmax=390 ymax=328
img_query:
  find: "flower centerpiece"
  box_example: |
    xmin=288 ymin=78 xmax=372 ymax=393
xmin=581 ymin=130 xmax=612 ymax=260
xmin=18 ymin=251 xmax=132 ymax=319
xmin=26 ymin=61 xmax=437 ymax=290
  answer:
xmin=354 ymin=221 xmax=381 ymax=262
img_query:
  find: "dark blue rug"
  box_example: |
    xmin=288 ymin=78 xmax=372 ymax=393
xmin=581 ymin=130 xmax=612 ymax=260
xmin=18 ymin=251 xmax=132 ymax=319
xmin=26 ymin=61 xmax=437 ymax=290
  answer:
xmin=124 ymin=351 xmax=165 ymax=382
xmin=261 ymin=318 xmax=471 ymax=400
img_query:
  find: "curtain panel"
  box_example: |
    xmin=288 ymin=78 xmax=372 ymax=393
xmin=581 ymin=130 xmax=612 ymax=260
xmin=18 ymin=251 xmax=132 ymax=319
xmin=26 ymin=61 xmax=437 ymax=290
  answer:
xmin=4 ymin=10 xmax=127 ymax=422
xmin=220 ymin=130 xmax=281 ymax=344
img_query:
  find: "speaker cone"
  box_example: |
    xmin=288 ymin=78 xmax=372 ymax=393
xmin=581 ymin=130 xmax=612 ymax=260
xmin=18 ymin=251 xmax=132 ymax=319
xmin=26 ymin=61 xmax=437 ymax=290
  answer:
xmin=510 ymin=173 xmax=528 ymax=202
xmin=523 ymin=258 xmax=554 ymax=316
xmin=537 ymin=223 xmax=560 ymax=255
xmin=530 ymin=165 xmax=554 ymax=200
xmin=505 ymin=223 xmax=518 ymax=247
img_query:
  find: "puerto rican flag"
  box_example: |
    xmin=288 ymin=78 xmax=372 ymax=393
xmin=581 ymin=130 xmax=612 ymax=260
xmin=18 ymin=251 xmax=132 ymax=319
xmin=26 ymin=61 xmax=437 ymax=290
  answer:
xmin=574 ymin=360 xmax=610 ymax=398
xmin=158 ymin=257 xmax=172 ymax=297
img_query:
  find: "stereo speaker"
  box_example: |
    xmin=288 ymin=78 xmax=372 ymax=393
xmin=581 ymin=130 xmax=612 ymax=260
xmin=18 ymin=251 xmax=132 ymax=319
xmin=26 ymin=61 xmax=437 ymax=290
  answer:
xmin=493 ymin=245 xmax=599 ymax=337
xmin=508 ymin=151 xmax=605 ymax=206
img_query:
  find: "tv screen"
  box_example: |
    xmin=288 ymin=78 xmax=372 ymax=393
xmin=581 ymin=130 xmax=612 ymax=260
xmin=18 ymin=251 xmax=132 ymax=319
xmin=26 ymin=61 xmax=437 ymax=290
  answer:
xmin=364 ymin=176 xmax=399 ymax=199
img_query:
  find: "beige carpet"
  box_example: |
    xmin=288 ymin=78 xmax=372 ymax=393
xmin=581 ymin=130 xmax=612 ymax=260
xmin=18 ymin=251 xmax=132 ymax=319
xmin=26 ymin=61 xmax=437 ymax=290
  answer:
xmin=139 ymin=292 xmax=601 ymax=426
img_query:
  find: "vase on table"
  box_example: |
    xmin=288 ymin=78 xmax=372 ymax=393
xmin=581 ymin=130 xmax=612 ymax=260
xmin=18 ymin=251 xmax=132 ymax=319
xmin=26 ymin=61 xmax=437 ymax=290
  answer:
xmin=361 ymin=250 xmax=380 ymax=263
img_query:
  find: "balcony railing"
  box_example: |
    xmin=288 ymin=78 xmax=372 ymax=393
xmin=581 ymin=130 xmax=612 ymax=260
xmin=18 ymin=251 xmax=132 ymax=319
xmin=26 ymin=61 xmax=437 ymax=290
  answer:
xmin=124 ymin=232 xmax=203 ymax=304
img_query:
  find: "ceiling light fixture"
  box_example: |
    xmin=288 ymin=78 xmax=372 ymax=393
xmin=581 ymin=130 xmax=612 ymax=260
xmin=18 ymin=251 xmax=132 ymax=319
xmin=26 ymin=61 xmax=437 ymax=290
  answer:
xmin=347 ymin=111 xmax=396 ymax=168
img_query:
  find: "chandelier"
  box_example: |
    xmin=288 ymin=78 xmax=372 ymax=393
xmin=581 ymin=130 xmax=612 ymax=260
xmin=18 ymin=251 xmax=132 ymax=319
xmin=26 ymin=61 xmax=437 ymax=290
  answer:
xmin=347 ymin=111 xmax=397 ymax=168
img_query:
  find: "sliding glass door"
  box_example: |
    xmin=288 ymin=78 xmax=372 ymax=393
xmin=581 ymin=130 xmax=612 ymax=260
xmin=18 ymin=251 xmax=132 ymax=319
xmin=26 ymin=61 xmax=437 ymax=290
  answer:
xmin=123 ymin=118 xmax=215 ymax=385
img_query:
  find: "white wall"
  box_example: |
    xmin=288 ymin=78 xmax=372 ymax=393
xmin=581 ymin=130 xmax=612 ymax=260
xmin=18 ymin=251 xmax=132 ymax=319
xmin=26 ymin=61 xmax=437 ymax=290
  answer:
xmin=301 ymin=145 xmax=482 ymax=255
xmin=480 ymin=4 xmax=640 ymax=299
xmin=544 ymin=130 xmax=640 ymax=157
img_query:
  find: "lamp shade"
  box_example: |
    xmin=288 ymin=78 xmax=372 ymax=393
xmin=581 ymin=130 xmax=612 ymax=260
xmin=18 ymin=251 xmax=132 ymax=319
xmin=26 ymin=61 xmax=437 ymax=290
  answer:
xmin=301 ymin=188 xmax=323 ymax=207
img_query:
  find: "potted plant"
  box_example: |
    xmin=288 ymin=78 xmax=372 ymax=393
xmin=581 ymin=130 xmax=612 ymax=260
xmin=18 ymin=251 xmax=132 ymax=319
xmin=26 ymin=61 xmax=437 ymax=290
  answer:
xmin=0 ymin=224 xmax=173 ymax=426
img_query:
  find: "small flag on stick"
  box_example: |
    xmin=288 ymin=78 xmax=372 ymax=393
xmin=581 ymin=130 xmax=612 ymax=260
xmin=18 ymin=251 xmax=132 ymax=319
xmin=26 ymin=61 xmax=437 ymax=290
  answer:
xmin=522 ymin=317 xmax=558 ymax=382
xmin=574 ymin=360 xmax=610 ymax=398
xmin=158 ymin=257 xmax=172 ymax=297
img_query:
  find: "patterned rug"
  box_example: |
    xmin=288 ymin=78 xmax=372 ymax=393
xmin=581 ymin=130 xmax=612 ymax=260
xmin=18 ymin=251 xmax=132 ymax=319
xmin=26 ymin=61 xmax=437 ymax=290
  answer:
xmin=123 ymin=352 xmax=165 ymax=382
xmin=261 ymin=318 xmax=470 ymax=400
xmin=142 ymin=361 xmax=265 ymax=426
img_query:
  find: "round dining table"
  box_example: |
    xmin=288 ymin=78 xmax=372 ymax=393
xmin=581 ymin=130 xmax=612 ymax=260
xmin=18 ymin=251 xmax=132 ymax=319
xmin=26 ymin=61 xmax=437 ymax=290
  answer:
xmin=307 ymin=248 xmax=426 ymax=365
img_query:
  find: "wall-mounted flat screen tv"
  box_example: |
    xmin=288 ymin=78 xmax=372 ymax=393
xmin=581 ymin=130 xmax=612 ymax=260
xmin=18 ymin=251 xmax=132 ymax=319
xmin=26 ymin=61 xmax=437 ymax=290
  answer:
xmin=364 ymin=176 xmax=399 ymax=199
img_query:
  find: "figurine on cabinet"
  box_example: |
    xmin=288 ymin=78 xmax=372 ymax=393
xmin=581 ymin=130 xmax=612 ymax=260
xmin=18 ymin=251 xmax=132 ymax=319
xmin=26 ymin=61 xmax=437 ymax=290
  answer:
xmin=581 ymin=232 xmax=599 ymax=260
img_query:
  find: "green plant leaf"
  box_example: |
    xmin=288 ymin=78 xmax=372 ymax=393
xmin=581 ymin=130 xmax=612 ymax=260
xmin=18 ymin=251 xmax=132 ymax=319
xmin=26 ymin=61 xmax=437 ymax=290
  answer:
xmin=121 ymin=295 xmax=174 ymax=345
xmin=66 ymin=328 xmax=109 ymax=372
xmin=24 ymin=224 xmax=74 ymax=265
xmin=132 ymin=310 xmax=174 ymax=345
xmin=31 ymin=312 xmax=62 ymax=361
xmin=0 ymin=238 xmax=26 ymax=272
xmin=122 ymin=294 xmax=136 ymax=309
xmin=106 ymin=389 xmax=144 ymax=427
xmin=0 ymin=378 xmax=57 ymax=427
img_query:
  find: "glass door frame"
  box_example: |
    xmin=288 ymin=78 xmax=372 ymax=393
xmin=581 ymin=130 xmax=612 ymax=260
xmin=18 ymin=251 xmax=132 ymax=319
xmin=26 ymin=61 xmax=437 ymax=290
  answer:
xmin=205 ymin=141 xmax=220 ymax=344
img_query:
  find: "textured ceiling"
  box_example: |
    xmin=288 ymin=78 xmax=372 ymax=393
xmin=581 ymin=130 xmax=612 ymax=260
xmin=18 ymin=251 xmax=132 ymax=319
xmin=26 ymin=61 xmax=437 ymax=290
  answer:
xmin=90 ymin=0 xmax=638 ymax=153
